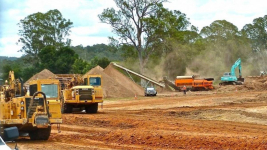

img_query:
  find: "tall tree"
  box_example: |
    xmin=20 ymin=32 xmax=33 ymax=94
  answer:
xmin=200 ymin=20 xmax=248 ymax=64
xmin=200 ymin=20 xmax=240 ymax=43
xmin=17 ymin=9 xmax=73 ymax=65
xmin=99 ymin=0 xmax=190 ymax=74
xmin=242 ymin=15 xmax=267 ymax=72
xmin=242 ymin=15 xmax=267 ymax=52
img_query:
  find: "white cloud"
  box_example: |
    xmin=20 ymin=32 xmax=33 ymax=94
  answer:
xmin=166 ymin=0 xmax=267 ymax=30
xmin=0 ymin=36 xmax=23 ymax=57
xmin=1 ymin=0 xmax=267 ymax=57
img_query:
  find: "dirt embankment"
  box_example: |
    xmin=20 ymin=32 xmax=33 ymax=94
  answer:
xmin=11 ymin=66 xmax=267 ymax=150
xmin=11 ymin=90 xmax=267 ymax=150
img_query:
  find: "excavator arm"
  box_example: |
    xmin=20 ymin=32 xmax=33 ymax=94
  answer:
xmin=230 ymin=58 xmax=242 ymax=78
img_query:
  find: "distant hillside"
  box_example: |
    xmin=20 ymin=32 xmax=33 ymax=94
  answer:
xmin=72 ymin=44 xmax=123 ymax=62
xmin=0 ymin=56 xmax=18 ymax=61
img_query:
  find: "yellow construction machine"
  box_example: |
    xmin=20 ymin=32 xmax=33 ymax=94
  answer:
xmin=0 ymin=71 xmax=62 ymax=140
xmin=61 ymin=74 xmax=103 ymax=113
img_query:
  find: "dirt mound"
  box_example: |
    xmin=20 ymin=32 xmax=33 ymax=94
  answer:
xmin=243 ymin=76 xmax=267 ymax=90
xmin=104 ymin=64 xmax=144 ymax=96
xmin=83 ymin=65 xmax=105 ymax=76
xmin=214 ymin=76 xmax=267 ymax=92
xmin=84 ymin=66 xmax=136 ymax=98
xmin=24 ymin=69 xmax=56 ymax=86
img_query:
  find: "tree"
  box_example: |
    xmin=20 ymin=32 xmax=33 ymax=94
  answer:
xmin=242 ymin=15 xmax=267 ymax=72
xmin=90 ymin=57 xmax=111 ymax=69
xmin=38 ymin=46 xmax=57 ymax=72
xmin=242 ymin=15 xmax=267 ymax=52
xmin=99 ymin=0 xmax=190 ymax=74
xmin=200 ymin=20 xmax=249 ymax=64
xmin=38 ymin=46 xmax=78 ymax=74
xmin=200 ymin=20 xmax=240 ymax=43
xmin=2 ymin=63 xmax=22 ymax=81
xmin=55 ymin=47 xmax=78 ymax=74
xmin=71 ymin=58 xmax=90 ymax=74
xmin=18 ymin=9 xmax=73 ymax=65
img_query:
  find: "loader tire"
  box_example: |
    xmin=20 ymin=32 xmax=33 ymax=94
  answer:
xmin=29 ymin=126 xmax=51 ymax=140
xmin=85 ymin=103 xmax=98 ymax=114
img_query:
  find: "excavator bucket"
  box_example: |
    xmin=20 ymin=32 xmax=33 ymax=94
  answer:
xmin=238 ymin=77 xmax=245 ymax=82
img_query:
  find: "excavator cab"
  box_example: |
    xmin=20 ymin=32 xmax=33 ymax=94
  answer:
xmin=223 ymin=72 xmax=231 ymax=76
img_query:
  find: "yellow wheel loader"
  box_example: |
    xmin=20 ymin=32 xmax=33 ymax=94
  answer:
xmin=0 ymin=71 xmax=62 ymax=140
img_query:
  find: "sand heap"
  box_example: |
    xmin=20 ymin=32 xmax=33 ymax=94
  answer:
xmin=24 ymin=69 xmax=56 ymax=86
xmin=104 ymin=64 xmax=144 ymax=96
xmin=243 ymin=76 xmax=267 ymax=91
xmin=215 ymin=76 xmax=267 ymax=92
xmin=84 ymin=65 xmax=139 ymax=98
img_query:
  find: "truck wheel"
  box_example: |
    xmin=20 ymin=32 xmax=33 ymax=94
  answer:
xmin=85 ymin=103 xmax=98 ymax=114
xmin=64 ymin=104 xmax=73 ymax=113
xmin=29 ymin=126 xmax=51 ymax=140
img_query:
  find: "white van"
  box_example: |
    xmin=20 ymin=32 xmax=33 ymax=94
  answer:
xmin=0 ymin=126 xmax=19 ymax=150
xmin=0 ymin=136 xmax=12 ymax=150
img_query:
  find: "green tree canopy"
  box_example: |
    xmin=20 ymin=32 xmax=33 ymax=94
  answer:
xmin=242 ymin=15 xmax=267 ymax=52
xmin=242 ymin=15 xmax=267 ymax=71
xmin=18 ymin=9 xmax=73 ymax=65
xmin=71 ymin=58 xmax=90 ymax=74
xmin=200 ymin=20 xmax=240 ymax=43
xmin=38 ymin=46 xmax=78 ymax=74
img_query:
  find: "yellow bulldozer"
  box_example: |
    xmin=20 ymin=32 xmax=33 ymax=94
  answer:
xmin=61 ymin=74 xmax=103 ymax=113
xmin=0 ymin=71 xmax=62 ymax=140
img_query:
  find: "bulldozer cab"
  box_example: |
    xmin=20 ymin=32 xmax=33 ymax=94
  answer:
xmin=28 ymin=79 xmax=62 ymax=124
xmin=28 ymin=79 xmax=61 ymax=99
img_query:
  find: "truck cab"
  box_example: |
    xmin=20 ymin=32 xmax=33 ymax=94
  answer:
xmin=61 ymin=75 xmax=103 ymax=114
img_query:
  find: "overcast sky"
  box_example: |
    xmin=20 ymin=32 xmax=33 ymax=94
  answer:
xmin=0 ymin=0 xmax=266 ymax=57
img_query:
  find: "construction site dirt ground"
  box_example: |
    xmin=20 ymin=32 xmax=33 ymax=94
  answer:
xmin=7 ymin=86 xmax=267 ymax=149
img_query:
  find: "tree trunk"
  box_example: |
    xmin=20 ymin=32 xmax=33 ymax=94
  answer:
xmin=138 ymin=49 xmax=146 ymax=87
xmin=138 ymin=48 xmax=144 ymax=74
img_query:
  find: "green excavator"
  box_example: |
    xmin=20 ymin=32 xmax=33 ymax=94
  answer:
xmin=220 ymin=58 xmax=245 ymax=85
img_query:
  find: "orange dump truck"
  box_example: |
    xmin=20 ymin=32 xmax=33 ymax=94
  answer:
xmin=175 ymin=76 xmax=214 ymax=91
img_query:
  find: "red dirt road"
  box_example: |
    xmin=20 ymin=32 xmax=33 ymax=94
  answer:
xmin=8 ymin=89 xmax=267 ymax=150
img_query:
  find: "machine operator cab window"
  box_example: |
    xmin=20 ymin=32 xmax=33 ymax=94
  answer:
xmin=41 ymin=84 xmax=58 ymax=98
xmin=83 ymin=77 xmax=101 ymax=86
xmin=29 ymin=84 xmax=58 ymax=98
xmin=89 ymin=77 xmax=101 ymax=86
